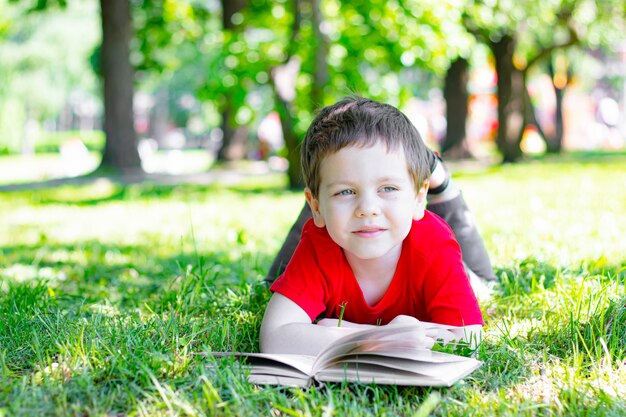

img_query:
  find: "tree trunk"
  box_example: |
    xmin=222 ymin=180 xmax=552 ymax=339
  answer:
xmin=275 ymin=91 xmax=303 ymax=189
xmin=545 ymin=61 xmax=564 ymax=153
xmin=218 ymin=104 xmax=249 ymax=161
xmin=311 ymin=0 xmax=329 ymax=109
xmin=217 ymin=0 xmax=247 ymax=162
xmin=273 ymin=0 xmax=327 ymax=188
xmin=442 ymin=57 xmax=470 ymax=158
xmin=526 ymin=61 xmax=566 ymax=154
xmin=491 ymin=35 xmax=525 ymax=163
xmin=271 ymin=0 xmax=305 ymax=189
xmin=99 ymin=0 xmax=141 ymax=170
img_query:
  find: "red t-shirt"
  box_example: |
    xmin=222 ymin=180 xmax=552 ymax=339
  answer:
xmin=270 ymin=211 xmax=484 ymax=327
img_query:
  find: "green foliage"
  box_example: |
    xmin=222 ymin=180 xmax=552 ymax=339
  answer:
xmin=464 ymin=0 xmax=626 ymax=69
xmin=1 ymin=153 xmax=626 ymax=415
xmin=14 ymin=0 xmax=68 ymax=11
xmin=147 ymin=0 xmax=483 ymax=142
xmin=0 ymin=0 xmax=100 ymax=152
xmin=0 ymin=2 xmax=12 ymax=38
xmin=2 ymin=0 xmax=625 ymax=166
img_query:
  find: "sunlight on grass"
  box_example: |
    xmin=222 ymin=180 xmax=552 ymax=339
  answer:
xmin=1 ymin=153 xmax=625 ymax=416
xmin=458 ymin=159 xmax=626 ymax=268
xmin=0 ymin=150 xmax=215 ymax=185
xmin=0 ymin=153 xmax=100 ymax=185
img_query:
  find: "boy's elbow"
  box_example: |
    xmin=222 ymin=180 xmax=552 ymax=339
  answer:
xmin=259 ymin=293 xmax=313 ymax=353
xmin=259 ymin=327 xmax=276 ymax=353
xmin=259 ymin=314 xmax=289 ymax=353
xmin=259 ymin=318 xmax=277 ymax=353
xmin=259 ymin=336 xmax=269 ymax=353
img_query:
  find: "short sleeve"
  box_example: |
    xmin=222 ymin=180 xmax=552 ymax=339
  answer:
xmin=422 ymin=239 xmax=484 ymax=326
xmin=269 ymin=222 xmax=330 ymax=321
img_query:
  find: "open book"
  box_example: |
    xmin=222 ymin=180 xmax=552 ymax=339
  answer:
xmin=215 ymin=323 xmax=481 ymax=388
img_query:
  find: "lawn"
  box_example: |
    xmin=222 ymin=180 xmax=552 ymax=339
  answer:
xmin=1 ymin=153 xmax=625 ymax=416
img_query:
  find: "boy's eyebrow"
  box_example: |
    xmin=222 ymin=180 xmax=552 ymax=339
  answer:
xmin=324 ymin=181 xmax=352 ymax=188
xmin=377 ymin=176 xmax=409 ymax=183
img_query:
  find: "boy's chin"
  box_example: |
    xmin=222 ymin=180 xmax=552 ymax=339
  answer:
xmin=343 ymin=244 xmax=402 ymax=262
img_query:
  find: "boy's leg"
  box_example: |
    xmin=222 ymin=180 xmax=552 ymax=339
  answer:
xmin=266 ymin=151 xmax=497 ymax=284
xmin=426 ymin=153 xmax=497 ymax=283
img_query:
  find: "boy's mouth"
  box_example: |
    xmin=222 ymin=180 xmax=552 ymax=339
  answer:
xmin=352 ymin=227 xmax=386 ymax=238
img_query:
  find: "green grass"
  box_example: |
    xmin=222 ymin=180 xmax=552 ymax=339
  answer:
xmin=1 ymin=153 xmax=625 ymax=416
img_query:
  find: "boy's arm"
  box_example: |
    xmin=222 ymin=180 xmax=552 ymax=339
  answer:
xmin=260 ymin=293 xmax=367 ymax=355
xmin=260 ymin=295 xmax=447 ymax=355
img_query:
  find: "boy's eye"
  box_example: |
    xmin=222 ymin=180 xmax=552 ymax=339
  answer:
xmin=380 ymin=186 xmax=398 ymax=192
xmin=335 ymin=189 xmax=355 ymax=196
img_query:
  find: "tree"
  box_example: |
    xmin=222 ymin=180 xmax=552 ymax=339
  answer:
xmin=441 ymin=57 xmax=470 ymax=157
xmin=271 ymin=0 xmax=306 ymax=188
xmin=99 ymin=0 xmax=141 ymax=170
xmin=463 ymin=2 xmax=533 ymax=162
xmin=491 ymin=34 xmax=525 ymax=162
xmin=217 ymin=0 xmax=249 ymax=162
xmin=254 ymin=0 xmax=475 ymax=187
xmin=464 ymin=0 xmax=626 ymax=162
xmin=541 ymin=57 xmax=569 ymax=153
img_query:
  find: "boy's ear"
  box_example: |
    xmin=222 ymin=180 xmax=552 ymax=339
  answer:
xmin=304 ymin=187 xmax=326 ymax=227
xmin=413 ymin=180 xmax=429 ymax=221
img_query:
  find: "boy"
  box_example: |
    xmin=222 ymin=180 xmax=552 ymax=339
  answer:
xmin=260 ymin=97 xmax=484 ymax=355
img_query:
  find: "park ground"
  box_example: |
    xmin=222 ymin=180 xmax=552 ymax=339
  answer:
xmin=0 ymin=151 xmax=625 ymax=416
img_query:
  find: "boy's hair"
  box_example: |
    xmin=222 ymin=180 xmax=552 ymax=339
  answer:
xmin=301 ymin=96 xmax=431 ymax=198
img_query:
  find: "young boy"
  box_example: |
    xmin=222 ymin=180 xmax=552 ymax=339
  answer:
xmin=260 ymin=97 xmax=484 ymax=355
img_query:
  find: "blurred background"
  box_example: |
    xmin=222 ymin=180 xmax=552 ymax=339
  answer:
xmin=0 ymin=0 xmax=624 ymax=187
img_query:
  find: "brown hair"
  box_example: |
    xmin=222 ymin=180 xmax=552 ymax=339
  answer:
xmin=301 ymin=96 xmax=430 ymax=198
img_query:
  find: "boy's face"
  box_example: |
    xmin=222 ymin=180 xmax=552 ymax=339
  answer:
xmin=305 ymin=141 xmax=428 ymax=262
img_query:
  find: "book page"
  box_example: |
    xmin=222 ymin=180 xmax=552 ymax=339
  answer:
xmin=247 ymin=373 xmax=312 ymax=388
xmin=333 ymin=354 xmax=480 ymax=377
xmin=313 ymin=322 xmax=461 ymax=372
xmin=315 ymin=359 xmax=481 ymax=387
xmin=332 ymin=347 xmax=471 ymax=364
xmin=213 ymin=352 xmax=316 ymax=377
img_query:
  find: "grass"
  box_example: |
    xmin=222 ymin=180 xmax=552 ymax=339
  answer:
xmin=1 ymin=152 xmax=625 ymax=416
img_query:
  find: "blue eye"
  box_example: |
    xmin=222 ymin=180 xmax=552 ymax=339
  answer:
xmin=381 ymin=186 xmax=398 ymax=192
xmin=335 ymin=189 xmax=355 ymax=196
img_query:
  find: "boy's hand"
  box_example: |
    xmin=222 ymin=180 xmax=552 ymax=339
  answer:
xmin=388 ymin=314 xmax=421 ymax=326
xmin=316 ymin=315 xmax=473 ymax=350
xmin=388 ymin=315 xmax=469 ymax=345
xmin=388 ymin=315 xmax=455 ymax=342
xmin=424 ymin=328 xmax=458 ymax=344
xmin=386 ymin=315 xmax=435 ymax=349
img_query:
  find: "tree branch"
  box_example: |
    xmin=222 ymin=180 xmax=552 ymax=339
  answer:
xmin=283 ymin=0 xmax=302 ymax=64
xmin=525 ymin=15 xmax=580 ymax=72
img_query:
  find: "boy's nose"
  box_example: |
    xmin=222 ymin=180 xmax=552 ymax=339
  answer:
xmin=355 ymin=195 xmax=381 ymax=217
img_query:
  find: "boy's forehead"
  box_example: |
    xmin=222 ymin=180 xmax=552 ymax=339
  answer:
xmin=322 ymin=140 xmax=403 ymax=158
xmin=319 ymin=143 xmax=411 ymax=180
